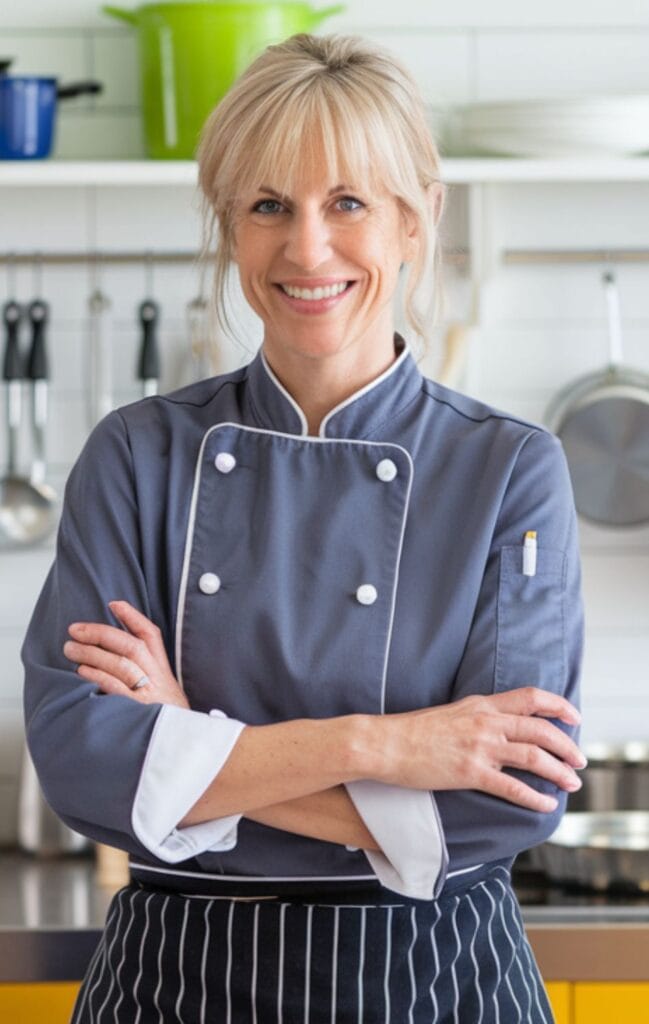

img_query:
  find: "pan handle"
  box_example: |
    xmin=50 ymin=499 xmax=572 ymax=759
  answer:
xmin=2 ymin=301 xmax=23 ymax=477
xmin=26 ymin=300 xmax=50 ymax=487
xmin=56 ymin=81 xmax=103 ymax=100
xmin=602 ymin=271 xmax=624 ymax=368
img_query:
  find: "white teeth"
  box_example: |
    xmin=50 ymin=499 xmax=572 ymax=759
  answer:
xmin=281 ymin=281 xmax=349 ymax=300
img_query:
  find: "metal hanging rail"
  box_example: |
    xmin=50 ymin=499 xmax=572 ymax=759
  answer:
xmin=0 ymin=250 xmax=206 ymax=267
xmin=503 ymin=248 xmax=649 ymax=264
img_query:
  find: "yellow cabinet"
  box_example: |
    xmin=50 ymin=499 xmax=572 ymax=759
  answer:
xmin=0 ymin=982 xmax=80 ymax=1024
xmin=574 ymin=983 xmax=649 ymax=1024
xmin=546 ymin=981 xmax=571 ymax=1024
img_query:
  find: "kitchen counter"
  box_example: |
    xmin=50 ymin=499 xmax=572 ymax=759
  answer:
xmin=1 ymin=851 xmax=649 ymax=983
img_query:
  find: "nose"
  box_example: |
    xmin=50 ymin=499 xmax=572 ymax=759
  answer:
xmin=283 ymin=208 xmax=333 ymax=270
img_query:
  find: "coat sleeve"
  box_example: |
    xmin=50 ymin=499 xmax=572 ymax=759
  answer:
xmin=433 ymin=427 xmax=585 ymax=872
xmin=22 ymin=410 xmax=246 ymax=862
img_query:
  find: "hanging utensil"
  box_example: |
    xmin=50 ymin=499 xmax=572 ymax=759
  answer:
xmin=87 ymin=286 xmax=113 ymax=429
xmin=26 ymin=300 xmax=57 ymax=502
xmin=186 ymin=294 xmax=213 ymax=382
xmin=138 ymin=298 xmax=160 ymax=397
xmin=0 ymin=301 xmax=56 ymax=548
xmin=545 ymin=271 xmax=649 ymax=526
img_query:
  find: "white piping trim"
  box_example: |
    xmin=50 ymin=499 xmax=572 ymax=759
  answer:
xmin=128 ymin=861 xmax=483 ymax=883
xmin=259 ymin=348 xmax=309 ymax=436
xmin=318 ymin=342 xmax=412 ymax=438
xmin=380 ymin=446 xmax=413 ymax=714
xmin=257 ymin=341 xmax=413 ymax=439
xmin=174 ymin=420 xmax=412 ymax=688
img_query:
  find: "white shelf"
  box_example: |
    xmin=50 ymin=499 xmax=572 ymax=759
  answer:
xmin=2 ymin=157 xmax=649 ymax=187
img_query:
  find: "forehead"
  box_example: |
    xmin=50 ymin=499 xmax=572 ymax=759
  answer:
xmin=233 ymin=117 xmax=392 ymax=204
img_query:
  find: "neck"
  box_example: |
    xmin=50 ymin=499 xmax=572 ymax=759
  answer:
xmin=261 ymin=333 xmax=399 ymax=436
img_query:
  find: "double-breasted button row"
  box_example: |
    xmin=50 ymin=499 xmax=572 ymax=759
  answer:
xmin=201 ymin=451 xmax=397 ymax=604
xmin=214 ymin=450 xmax=397 ymax=483
xmin=198 ymin=573 xmax=378 ymax=605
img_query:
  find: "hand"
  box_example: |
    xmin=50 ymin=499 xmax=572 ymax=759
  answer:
xmin=378 ymin=687 xmax=585 ymax=813
xmin=63 ymin=600 xmax=189 ymax=709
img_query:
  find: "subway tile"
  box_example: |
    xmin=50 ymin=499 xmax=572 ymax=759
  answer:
xmin=54 ymin=110 xmax=145 ymax=159
xmin=476 ymin=29 xmax=649 ymax=101
xmin=0 ymin=549 xmax=52 ymax=629
xmin=91 ymin=29 xmax=139 ymax=110
xmin=0 ymin=31 xmax=87 ymax=81
xmin=581 ymin=554 xmax=649 ymax=631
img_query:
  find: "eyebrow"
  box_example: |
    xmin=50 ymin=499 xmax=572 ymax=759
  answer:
xmin=257 ymin=184 xmax=351 ymax=199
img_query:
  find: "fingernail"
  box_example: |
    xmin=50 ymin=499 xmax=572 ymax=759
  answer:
xmin=68 ymin=623 xmax=84 ymax=635
xmin=566 ymin=775 xmax=582 ymax=790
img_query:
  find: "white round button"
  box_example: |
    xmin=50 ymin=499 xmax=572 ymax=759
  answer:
xmin=215 ymin=452 xmax=236 ymax=474
xmin=199 ymin=572 xmax=221 ymax=595
xmin=356 ymin=584 xmax=378 ymax=606
xmin=376 ymin=458 xmax=397 ymax=482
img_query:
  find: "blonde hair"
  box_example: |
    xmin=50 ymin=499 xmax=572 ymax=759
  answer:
xmin=197 ymin=33 xmax=447 ymax=347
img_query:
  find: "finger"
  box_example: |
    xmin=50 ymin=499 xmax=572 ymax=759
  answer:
xmin=504 ymin=714 xmax=586 ymax=769
xmin=76 ymin=664 xmax=138 ymax=699
xmin=488 ymin=687 xmax=581 ymax=726
xmin=108 ymin=601 xmax=172 ymax=669
xmin=64 ymin=640 xmax=147 ymax=690
xmin=501 ymin=742 xmax=582 ymax=792
xmin=68 ymin=621 xmax=149 ymax=668
xmin=479 ymin=767 xmax=559 ymax=813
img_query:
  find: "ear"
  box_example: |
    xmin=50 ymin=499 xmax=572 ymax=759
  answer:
xmin=400 ymin=205 xmax=420 ymax=264
xmin=428 ymin=181 xmax=446 ymax=227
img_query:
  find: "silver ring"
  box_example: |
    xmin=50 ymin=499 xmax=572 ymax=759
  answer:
xmin=132 ymin=675 xmax=150 ymax=690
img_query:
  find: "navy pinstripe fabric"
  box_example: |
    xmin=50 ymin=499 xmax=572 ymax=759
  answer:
xmin=70 ymin=866 xmax=554 ymax=1023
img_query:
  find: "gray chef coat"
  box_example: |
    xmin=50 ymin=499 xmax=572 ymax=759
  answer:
xmin=22 ymin=336 xmax=583 ymax=899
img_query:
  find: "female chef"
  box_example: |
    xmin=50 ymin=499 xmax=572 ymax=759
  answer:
xmin=23 ymin=33 xmax=585 ymax=1023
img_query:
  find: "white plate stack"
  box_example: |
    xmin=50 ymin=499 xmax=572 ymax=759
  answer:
xmin=432 ymin=95 xmax=649 ymax=157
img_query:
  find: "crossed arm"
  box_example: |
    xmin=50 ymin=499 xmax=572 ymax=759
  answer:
xmin=62 ymin=600 xmax=585 ymax=852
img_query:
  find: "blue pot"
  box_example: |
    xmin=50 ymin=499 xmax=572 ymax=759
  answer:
xmin=0 ymin=76 xmax=102 ymax=159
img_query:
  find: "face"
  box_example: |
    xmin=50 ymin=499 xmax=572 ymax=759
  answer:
xmin=230 ymin=165 xmax=419 ymax=371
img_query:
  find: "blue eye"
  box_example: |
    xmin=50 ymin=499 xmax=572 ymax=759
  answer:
xmin=253 ymin=199 xmax=284 ymax=215
xmin=337 ymin=196 xmax=364 ymax=212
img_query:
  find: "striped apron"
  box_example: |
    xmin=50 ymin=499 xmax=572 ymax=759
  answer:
xmin=70 ymin=863 xmax=554 ymax=1023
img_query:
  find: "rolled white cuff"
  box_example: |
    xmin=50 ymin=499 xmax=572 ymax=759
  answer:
xmin=132 ymin=704 xmax=246 ymax=862
xmin=345 ymin=781 xmax=448 ymax=900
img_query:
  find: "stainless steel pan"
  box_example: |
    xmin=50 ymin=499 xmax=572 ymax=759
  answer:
xmin=531 ymin=811 xmax=649 ymax=892
xmin=545 ymin=271 xmax=649 ymax=526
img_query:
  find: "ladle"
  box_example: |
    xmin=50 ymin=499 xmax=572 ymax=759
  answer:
xmin=0 ymin=299 xmax=57 ymax=548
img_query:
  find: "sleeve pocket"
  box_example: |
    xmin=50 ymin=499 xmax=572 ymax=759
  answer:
xmin=495 ymin=545 xmax=566 ymax=695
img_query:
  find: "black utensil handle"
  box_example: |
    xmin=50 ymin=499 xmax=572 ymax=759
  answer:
xmin=2 ymin=301 xmax=23 ymax=381
xmin=56 ymin=81 xmax=103 ymax=99
xmin=26 ymin=300 xmax=50 ymax=381
xmin=138 ymin=300 xmax=161 ymax=381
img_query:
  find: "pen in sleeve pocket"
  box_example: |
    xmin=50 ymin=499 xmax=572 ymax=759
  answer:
xmin=523 ymin=530 xmax=537 ymax=576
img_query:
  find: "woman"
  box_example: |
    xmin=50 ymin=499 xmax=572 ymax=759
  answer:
xmin=23 ymin=33 xmax=585 ymax=1023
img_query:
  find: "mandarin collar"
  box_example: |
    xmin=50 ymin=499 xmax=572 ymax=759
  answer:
xmin=245 ymin=335 xmax=423 ymax=440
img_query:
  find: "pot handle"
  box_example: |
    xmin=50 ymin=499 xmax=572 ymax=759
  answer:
xmin=57 ymin=81 xmax=104 ymax=100
xmin=101 ymin=5 xmax=138 ymax=25
xmin=602 ymin=271 xmax=624 ymax=368
xmin=310 ymin=4 xmax=345 ymax=25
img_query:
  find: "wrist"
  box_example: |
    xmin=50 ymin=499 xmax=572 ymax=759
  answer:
xmin=338 ymin=713 xmax=392 ymax=784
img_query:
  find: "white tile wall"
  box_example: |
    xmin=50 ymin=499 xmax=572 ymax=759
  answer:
xmin=1 ymin=4 xmax=649 ymax=842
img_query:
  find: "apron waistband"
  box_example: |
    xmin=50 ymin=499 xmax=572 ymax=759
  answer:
xmin=129 ymin=858 xmax=514 ymax=905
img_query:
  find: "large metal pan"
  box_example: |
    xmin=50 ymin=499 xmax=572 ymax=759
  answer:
xmin=545 ymin=271 xmax=649 ymax=526
xmin=567 ymin=741 xmax=649 ymax=813
xmin=530 ymin=811 xmax=649 ymax=892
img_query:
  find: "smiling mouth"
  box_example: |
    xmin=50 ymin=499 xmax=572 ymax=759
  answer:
xmin=278 ymin=281 xmax=353 ymax=301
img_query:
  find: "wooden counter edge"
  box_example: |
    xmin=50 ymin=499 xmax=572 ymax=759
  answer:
xmin=527 ymin=923 xmax=649 ymax=981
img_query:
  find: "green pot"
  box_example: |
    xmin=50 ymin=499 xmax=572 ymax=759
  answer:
xmin=103 ymin=2 xmax=344 ymax=159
